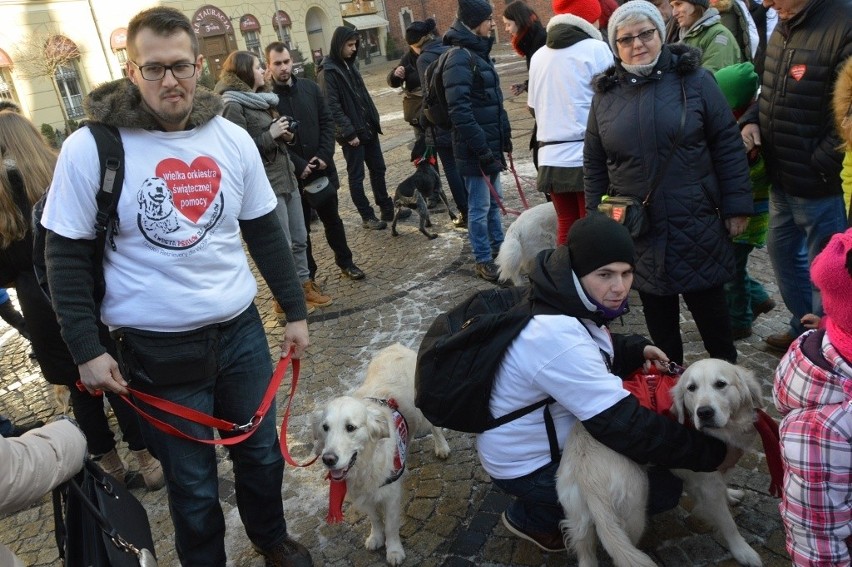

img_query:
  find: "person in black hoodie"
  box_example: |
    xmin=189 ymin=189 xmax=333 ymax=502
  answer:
xmin=444 ymin=0 xmax=513 ymax=282
xmin=318 ymin=26 xmax=403 ymax=230
xmin=478 ymin=214 xmax=742 ymax=552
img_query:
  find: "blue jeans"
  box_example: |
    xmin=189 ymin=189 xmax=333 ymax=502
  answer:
xmin=437 ymin=145 xmax=467 ymax=214
xmin=341 ymin=136 xmax=393 ymax=220
xmin=724 ymin=242 xmax=770 ymax=330
xmin=130 ymin=305 xmax=286 ymax=566
xmin=766 ymin=189 xmax=847 ymax=336
xmin=464 ymin=173 xmax=505 ymax=263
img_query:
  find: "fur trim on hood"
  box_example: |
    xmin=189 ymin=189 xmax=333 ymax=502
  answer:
xmin=714 ymin=0 xmax=734 ymax=13
xmin=834 ymin=56 xmax=852 ymax=149
xmin=213 ymin=70 xmax=253 ymax=95
xmin=83 ymin=78 xmax=222 ymax=130
xmin=546 ymin=13 xmax=602 ymax=41
xmin=593 ymin=44 xmax=702 ymax=93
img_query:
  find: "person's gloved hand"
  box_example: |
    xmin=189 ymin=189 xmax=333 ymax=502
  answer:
xmin=478 ymin=151 xmax=502 ymax=175
xmin=504 ymin=140 xmax=513 ymax=154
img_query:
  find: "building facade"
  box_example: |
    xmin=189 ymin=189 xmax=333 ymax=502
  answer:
xmin=0 ymin=0 xmax=394 ymax=132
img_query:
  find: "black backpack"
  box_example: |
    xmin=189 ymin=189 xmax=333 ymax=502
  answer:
xmin=32 ymin=122 xmax=124 ymax=302
xmin=415 ymin=286 xmax=557 ymax=434
xmin=421 ymin=47 xmax=476 ymax=130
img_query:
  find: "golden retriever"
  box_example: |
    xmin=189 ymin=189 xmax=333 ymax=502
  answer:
xmin=495 ymin=202 xmax=557 ymax=285
xmin=312 ymin=343 xmax=451 ymax=565
xmin=556 ymin=359 xmax=764 ymax=567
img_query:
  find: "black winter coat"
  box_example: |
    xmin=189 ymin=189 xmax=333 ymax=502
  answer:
xmin=317 ymin=27 xmax=383 ymax=146
xmin=416 ymin=39 xmax=453 ymax=149
xmin=271 ymin=75 xmax=340 ymax=189
xmin=748 ymin=0 xmax=852 ymax=198
xmin=584 ymin=45 xmax=753 ymax=296
xmin=442 ymin=20 xmax=512 ymax=176
xmin=387 ymin=48 xmax=421 ymax=92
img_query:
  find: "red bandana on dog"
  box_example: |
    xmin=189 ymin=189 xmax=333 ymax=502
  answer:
xmin=326 ymin=398 xmax=410 ymax=524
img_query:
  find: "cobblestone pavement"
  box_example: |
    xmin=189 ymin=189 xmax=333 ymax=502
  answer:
xmin=1 ymin=47 xmax=795 ymax=566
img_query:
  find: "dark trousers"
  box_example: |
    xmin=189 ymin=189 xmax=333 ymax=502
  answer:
xmin=342 ymin=136 xmax=393 ymax=220
xmin=436 ymin=144 xmax=467 ymax=215
xmin=639 ymin=285 xmax=737 ymax=365
xmin=301 ymin=189 xmax=354 ymax=278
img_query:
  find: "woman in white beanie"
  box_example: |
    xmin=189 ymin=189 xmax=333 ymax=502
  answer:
xmin=584 ymin=0 xmax=753 ymax=367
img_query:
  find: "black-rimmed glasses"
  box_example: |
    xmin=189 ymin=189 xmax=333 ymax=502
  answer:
xmin=615 ymin=28 xmax=657 ymax=47
xmin=131 ymin=61 xmax=197 ymax=81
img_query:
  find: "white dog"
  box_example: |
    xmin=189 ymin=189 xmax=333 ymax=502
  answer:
xmin=137 ymin=177 xmax=180 ymax=234
xmin=312 ymin=343 xmax=451 ymax=565
xmin=557 ymin=359 xmax=764 ymax=567
xmin=495 ymin=202 xmax=557 ymax=285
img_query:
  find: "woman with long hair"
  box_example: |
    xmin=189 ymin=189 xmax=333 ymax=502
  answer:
xmin=214 ymin=50 xmax=332 ymax=313
xmin=0 ymin=111 xmax=163 ymax=489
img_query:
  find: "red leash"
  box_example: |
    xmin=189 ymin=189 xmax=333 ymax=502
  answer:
xmin=507 ymin=153 xmax=531 ymax=211
xmin=279 ymin=356 xmax=319 ymax=467
xmin=480 ymin=167 xmax=522 ymax=217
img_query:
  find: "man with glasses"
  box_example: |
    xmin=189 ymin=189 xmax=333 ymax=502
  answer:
xmin=40 ymin=7 xmax=312 ymax=566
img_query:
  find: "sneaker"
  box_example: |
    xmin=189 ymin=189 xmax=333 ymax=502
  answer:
xmin=766 ymin=331 xmax=796 ymax=353
xmin=731 ymin=327 xmax=752 ymax=340
xmin=9 ymin=419 xmax=45 ymax=437
xmin=752 ymin=298 xmax=776 ymax=320
xmin=303 ymin=280 xmax=333 ymax=308
xmin=380 ymin=208 xmax=411 ymax=222
xmin=256 ymin=536 xmax=313 ymax=567
xmin=501 ymin=512 xmax=564 ymax=553
xmin=475 ymin=261 xmax=499 ymax=282
xmin=362 ymin=217 xmax=387 ymax=230
xmin=340 ymin=264 xmax=366 ymax=280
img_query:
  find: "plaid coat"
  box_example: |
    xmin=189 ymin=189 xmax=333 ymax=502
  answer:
xmin=773 ymin=329 xmax=852 ymax=566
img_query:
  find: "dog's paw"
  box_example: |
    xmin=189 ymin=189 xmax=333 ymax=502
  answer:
xmin=433 ymin=439 xmax=451 ymax=459
xmin=427 ymin=233 xmax=438 ymax=240
xmin=726 ymin=488 xmax=745 ymax=505
xmin=730 ymin=542 xmax=762 ymax=567
xmin=385 ymin=546 xmax=405 ymax=566
xmin=391 ymin=229 xmax=399 ymax=237
xmin=365 ymin=531 xmax=385 ymax=551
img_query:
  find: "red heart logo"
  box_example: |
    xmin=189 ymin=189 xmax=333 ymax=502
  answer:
xmin=155 ymin=157 xmax=221 ymax=223
xmin=790 ymin=65 xmax=806 ymax=81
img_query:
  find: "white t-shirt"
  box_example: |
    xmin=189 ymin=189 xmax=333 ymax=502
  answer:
xmin=528 ymin=36 xmax=613 ymax=169
xmin=42 ymin=117 xmax=278 ymax=332
xmin=476 ymin=315 xmax=629 ymax=479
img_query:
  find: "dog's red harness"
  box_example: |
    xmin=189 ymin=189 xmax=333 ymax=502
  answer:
xmin=326 ymin=398 xmax=410 ymax=524
xmin=623 ymin=365 xmax=783 ymax=497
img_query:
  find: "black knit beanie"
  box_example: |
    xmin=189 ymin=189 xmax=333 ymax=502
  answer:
xmin=568 ymin=214 xmax=636 ymax=277
xmin=458 ymin=0 xmax=493 ymax=29
xmin=406 ymin=18 xmax=437 ymax=45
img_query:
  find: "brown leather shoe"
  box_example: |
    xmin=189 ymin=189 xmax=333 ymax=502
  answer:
xmin=256 ymin=536 xmax=313 ymax=567
xmin=766 ymin=331 xmax=796 ymax=353
xmin=501 ymin=512 xmax=564 ymax=552
xmin=303 ymin=280 xmax=332 ymax=308
xmin=752 ymin=298 xmax=776 ymax=320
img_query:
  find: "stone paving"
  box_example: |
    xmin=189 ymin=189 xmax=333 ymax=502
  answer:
xmin=0 ymin=47 xmax=796 ymax=566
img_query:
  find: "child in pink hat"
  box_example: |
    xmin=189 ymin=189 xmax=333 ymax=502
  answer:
xmin=773 ymin=227 xmax=852 ymax=566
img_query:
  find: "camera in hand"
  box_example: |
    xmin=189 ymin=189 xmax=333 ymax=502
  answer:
xmin=280 ymin=115 xmax=300 ymax=133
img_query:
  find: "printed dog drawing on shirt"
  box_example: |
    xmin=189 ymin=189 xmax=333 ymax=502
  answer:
xmin=391 ymin=161 xmax=457 ymax=239
xmin=137 ymin=177 xmax=180 ymax=234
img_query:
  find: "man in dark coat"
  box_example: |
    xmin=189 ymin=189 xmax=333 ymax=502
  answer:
xmin=317 ymin=26 xmax=402 ymax=230
xmin=267 ymin=42 xmax=366 ymax=281
xmin=443 ymin=0 xmax=513 ymax=282
xmin=740 ymin=0 xmax=852 ymax=352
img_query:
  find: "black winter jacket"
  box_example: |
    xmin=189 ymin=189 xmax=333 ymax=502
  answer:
xmin=271 ymin=75 xmax=340 ymax=189
xmin=416 ymin=39 xmax=453 ymax=149
xmin=584 ymin=45 xmax=753 ymax=296
xmin=744 ymin=0 xmax=852 ymax=198
xmin=317 ymin=27 xmax=383 ymax=145
xmin=526 ymin=247 xmax=727 ymax=471
xmin=387 ymin=48 xmax=421 ymax=92
xmin=443 ymin=20 xmax=512 ymax=176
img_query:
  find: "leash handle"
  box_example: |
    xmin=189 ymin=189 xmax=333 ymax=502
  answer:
xmin=280 ymin=355 xmax=319 ymax=467
xmin=507 ymin=153 xmax=530 ymax=211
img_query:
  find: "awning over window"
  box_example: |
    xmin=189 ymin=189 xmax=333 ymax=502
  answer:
xmin=110 ymin=28 xmax=127 ymax=50
xmin=0 ymin=49 xmax=11 ymax=67
xmin=342 ymin=14 xmax=390 ymax=30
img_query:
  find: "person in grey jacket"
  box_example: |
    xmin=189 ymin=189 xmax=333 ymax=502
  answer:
xmin=215 ymin=50 xmax=333 ymax=313
xmin=584 ymin=1 xmax=752 ymax=365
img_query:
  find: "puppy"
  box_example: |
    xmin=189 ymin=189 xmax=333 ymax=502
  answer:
xmin=495 ymin=202 xmax=557 ymax=285
xmin=557 ymin=359 xmax=764 ymax=567
xmin=391 ymin=161 xmax=457 ymax=239
xmin=137 ymin=177 xmax=180 ymax=234
xmin=312 ymin=343 xmax=451 ymax=565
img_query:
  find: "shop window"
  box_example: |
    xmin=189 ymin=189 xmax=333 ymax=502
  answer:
xmin=55 ymin=63 xmax=84 ymax=119
xmin=243 ymin=31 xmax=261 ymax=56
xmin=114 ymin=48 xmax=128 ymax=77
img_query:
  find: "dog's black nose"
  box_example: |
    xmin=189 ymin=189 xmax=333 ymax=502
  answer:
xmin=322 ymin=454 xmax=338 ymax=467
xmin=696 ymin=406 xmax=715 ymax=421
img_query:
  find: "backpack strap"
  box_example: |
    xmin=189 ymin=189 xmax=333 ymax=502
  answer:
xmin=86 ymin=123 xmax=124 ymax=254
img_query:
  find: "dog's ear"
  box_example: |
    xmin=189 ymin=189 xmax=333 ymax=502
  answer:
xmin=365 ymin=404 xmax=391 ymax=441
xmin=733 ymin=366 xmax=763 ymax=408
xmin=670 ymin=373 xmax=688 ymax=424
xmin=311 ymin=410 xmax=326 ymax=455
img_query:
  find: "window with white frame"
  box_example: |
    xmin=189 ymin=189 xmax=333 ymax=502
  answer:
xmin=0 ymin=68 xmax=18 ymax=104
xmin=243 ymin=31 xmax=261 ymax=56
xmin=55 ymin=64 xmax=84 ymax=119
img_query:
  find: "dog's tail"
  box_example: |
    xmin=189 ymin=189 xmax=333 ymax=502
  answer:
xmin=494 ymin=235 xmax=525 ymax=286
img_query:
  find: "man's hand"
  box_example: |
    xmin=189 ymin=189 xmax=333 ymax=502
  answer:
xmin=313 ymin=157 xmax=327 ymax=170
xmin=510 ymin=83 xmax=525 ymax=96
xmin=79 ymin=353 xmax=128 ymax=395
xmin=641 ymin=345 xmax=670 ymax=371
xmin=300 ymin=164 xmax=314 ymax=179
xmin=348 ymin=136 xmax=360 ymax=147
xmin=717 ymin=445 xmax=744 ymax=473
xmin=280 ymin=319 xmax=309 ymax=359
xmin=741 ymin=123 xmax=761 ymax=152
xmin=725 ymin=216 xmax=749 ymax=237
xmin=393 ymin=65 xmax=405 ymax=79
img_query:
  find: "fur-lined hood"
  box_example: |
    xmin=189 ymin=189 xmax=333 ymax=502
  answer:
xmin=714 ymin=0 xmax=734 ymax=14
xmin=834 ymin=56 xmax=852 ymax=148
xmin=593 ymin=44 xmax=702 ymax=93
xmin=546 ymin=13 xmax=603 ymax=42
xmin=83 ymin=78 xmax=222 ymax=130
xmin=213 ymin=70 xmax=252 ymax=95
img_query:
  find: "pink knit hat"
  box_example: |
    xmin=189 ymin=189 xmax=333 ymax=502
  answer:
xmin=810 ymin=228 xmax=852 ymax=360
xmin=552 ymin=0 xmax=602 ymax=23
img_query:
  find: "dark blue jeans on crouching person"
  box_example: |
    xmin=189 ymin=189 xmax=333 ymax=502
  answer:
xmin=126 ymin=305 xmax=287 ymax=566
xmin=492 ymin=462 xmax=684 ymax=535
